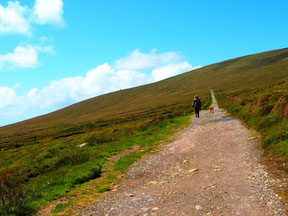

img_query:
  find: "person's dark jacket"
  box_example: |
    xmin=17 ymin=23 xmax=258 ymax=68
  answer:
xmin=192 ymin=98 xmax=202 ymax=109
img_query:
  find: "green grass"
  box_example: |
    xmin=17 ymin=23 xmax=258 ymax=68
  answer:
xmin=105 ymin=173 xmax=116 ymax=180
xmin=97 ymin=186 xmax=111 ymax=193
xmin=114 ymin=152 xmax=142 ymax=173
xmin=52 ymin=201 xmax=73 ymax=213
xmin=203 ymin=90 xmax=213 ymax=109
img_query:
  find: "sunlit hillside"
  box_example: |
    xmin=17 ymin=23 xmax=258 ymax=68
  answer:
xmin=1 ymin=48 xmax=288 ymax=142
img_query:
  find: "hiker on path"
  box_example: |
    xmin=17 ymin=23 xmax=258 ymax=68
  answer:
xmin=192 ymin=95 xmax=202 ymax=118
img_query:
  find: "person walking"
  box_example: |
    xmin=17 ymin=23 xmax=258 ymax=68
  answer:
xmin=192 ymin=95 xmax=202 ymax=118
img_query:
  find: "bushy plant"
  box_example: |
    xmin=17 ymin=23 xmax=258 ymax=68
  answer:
xmin=67 ymin=161 xmax=102 ymax=185
xmin=0 ymin=170 xmax=37 ymax=216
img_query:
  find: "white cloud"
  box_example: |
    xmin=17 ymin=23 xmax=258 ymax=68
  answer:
xmin=114 ymin=49 xmax=183 ymax=70
xmin=28 ymin=63 xmax=147 ymax=109
xmin=35 ymin=45 xmax=54 ymax=54
xmin=32 ymin=0 xmax=64 ymax=25
xmin=110 ymin=70 xmax=146 ymax=90
xmin=0 ymin=45 xmax=38 ymax=69
xmin=115 ymin=49 xmax=201 ymax=82
xmin=27 ymin=87 xmax=38 ymax=97
xmin=152 ymin=62 xmax=201 ymax=82
xmin=0 ymin=45 xmax=53 ymax=70
xmin=0 ymin=0 xmax=65 ymax=36
xmin=0 ymin=49 xmax=201 ymax=126
xmin=13 ymin=83 xmax=21 ymax=88
xmin=0 ymin=1 xmax=30 ymax=35
xmin=0 ymin=62 xmax=147 ymax=115
xmin=0 ymin=87 xmax=18 ymax=108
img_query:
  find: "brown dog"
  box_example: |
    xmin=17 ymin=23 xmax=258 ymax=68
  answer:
xmin=209 ymin=106 xmax=214 ymax=114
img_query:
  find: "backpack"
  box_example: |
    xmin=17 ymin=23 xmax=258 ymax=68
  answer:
xmin=193 ymin=98 xmax=201 ymax=108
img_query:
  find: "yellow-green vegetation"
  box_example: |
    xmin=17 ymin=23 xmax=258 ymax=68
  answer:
xmin=1 ymin=47 xmax=288 ymax=215
xmin=114 ymin=152 xmax=142 ymax=173
xmin=97 ymin=186 xmax=111 ymax=193
xmin=221 ymin=79 xmax=288 ymax=160
xmin=51 ymin=200 xmax=73 ymax=214
xmin=0 ymin=112 xmax=191 ymax=215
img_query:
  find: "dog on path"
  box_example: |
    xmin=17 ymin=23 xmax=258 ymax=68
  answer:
xmin=209 ymin=106 xmax=214 ymax=114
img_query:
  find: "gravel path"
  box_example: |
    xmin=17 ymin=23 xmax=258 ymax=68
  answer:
xmin=79 ymin=91 xmax=287 ymax=216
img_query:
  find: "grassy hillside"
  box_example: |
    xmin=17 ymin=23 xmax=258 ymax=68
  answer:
xmin=221 ymin=78 xmax=288 ymax=161
xmin=1 ymin=47 xmax=288 ymax=215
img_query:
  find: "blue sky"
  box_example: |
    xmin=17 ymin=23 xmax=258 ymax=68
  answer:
xmin=0 ymin=0 xmax=288 ymax=126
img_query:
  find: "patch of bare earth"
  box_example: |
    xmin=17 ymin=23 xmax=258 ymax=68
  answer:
xmin=78 ymin=93 xmax=287 ymax=216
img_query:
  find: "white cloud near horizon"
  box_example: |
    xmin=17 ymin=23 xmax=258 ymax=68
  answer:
xmin=114 ymin=49 xmax=183 ymax=70
xmin=152 ymin=62 xmax=195 ymax=82
xmin=0 ymin=45 xmax=53 ymax=70
xmin=0 ymin=0 xmax=65 ymax=35
xmin=0 ymin=49 xmax=201 ymax=126
xmin=26 ymin=63 xmax=148 ymax=110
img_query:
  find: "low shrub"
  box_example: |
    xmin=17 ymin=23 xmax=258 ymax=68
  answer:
xmin=67 ymin=161 xmax=102 ymax=185
xmin=54 ymin=151 xmax=92 ymax=167
xmin=85 ymin=133 xmax=115 ymax=145
xmin=0 ymin=170 xmax=37 ymax=216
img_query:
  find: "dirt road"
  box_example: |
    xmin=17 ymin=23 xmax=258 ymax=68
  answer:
xmin=80 ymin=91 xmax=287 ymax=216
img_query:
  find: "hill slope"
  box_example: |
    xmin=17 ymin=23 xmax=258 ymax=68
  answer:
xmin=1 ymin=47 xmax=288 ymax=214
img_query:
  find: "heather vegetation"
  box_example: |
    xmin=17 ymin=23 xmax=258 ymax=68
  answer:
xmin=220 ymin=78 xmax=288 ymax=161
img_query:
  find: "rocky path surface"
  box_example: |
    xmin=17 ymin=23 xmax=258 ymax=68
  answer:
xmin=80 ymin=91 xmax=287 ymax=216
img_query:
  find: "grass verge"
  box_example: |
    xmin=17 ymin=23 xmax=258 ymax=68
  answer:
xmin=220 ymin=80 xmax=288 ymax=162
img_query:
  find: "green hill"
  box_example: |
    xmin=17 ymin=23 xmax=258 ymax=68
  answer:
xmin=1 ymin=47 xmax=288 ymax=215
